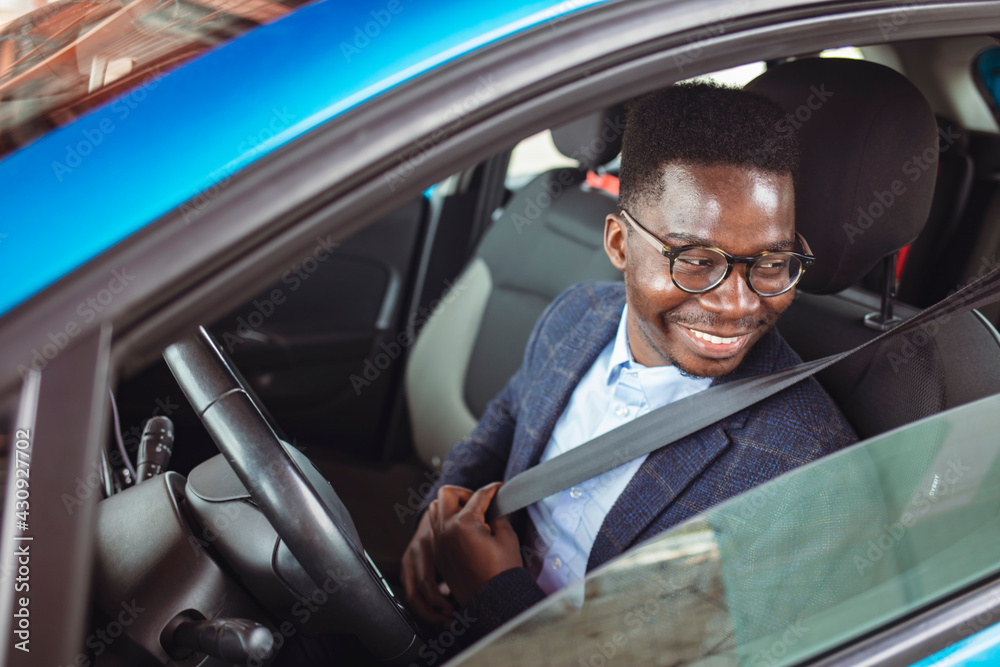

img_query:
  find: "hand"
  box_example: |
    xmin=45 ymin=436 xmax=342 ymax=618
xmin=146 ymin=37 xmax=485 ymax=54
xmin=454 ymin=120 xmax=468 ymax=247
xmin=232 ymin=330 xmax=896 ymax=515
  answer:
xmin=401 ymin=509 xmax=455 ymax=627
xmin=428 ymin=482 xmax=522 ymax=606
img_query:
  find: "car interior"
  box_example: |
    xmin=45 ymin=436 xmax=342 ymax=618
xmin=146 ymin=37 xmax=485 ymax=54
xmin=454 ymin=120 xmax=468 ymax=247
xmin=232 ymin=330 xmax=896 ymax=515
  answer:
xmin=85 ymin=32 xmax=1000 ymax=666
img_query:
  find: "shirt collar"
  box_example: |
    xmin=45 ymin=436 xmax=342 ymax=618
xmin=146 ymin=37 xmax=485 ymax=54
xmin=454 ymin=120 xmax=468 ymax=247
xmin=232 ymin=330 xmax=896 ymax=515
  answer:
xmin=606 ymin=304 xmax=636 ymax=384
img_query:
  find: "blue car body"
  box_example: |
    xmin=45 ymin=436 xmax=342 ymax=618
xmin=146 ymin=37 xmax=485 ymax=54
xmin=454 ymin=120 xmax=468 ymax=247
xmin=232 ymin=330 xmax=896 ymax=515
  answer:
xmin=0 ymin=0 xmax=606 ymax=318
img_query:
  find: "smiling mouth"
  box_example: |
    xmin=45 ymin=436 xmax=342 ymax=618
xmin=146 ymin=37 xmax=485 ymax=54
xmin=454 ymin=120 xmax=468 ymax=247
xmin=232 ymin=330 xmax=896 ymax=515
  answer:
xmin=679 ymin=325 xmax=751 ymax=358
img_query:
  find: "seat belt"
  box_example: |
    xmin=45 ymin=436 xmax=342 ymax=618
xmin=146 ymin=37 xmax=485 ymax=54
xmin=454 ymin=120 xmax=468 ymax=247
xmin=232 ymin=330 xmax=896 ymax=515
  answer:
xmin=489 ymin=265 xmax=1000 ymax=520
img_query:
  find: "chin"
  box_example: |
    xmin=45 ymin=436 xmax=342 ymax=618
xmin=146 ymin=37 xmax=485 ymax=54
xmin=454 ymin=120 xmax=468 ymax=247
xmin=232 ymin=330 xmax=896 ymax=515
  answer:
xmin=672 ymin=353 xmax=746 ymax=379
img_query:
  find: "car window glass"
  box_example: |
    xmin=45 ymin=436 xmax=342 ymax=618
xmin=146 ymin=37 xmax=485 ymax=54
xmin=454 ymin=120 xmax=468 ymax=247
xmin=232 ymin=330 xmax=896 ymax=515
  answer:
xmin=505 ymin=130 xmax=578 ymax=191
xmin=454 ymin=394 xmax=1000 ymax=667
xmin=975 ymin=46 xmax=1000 ymax=123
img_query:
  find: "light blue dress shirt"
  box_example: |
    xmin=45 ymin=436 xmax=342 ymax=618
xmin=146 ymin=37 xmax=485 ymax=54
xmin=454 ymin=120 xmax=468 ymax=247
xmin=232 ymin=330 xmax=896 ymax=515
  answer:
xmin=526 ymin=304 xmax=713 ymax=595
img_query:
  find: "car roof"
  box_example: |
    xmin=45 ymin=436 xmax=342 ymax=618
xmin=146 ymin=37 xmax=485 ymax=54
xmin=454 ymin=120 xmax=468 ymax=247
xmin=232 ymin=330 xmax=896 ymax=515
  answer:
xmin=0 ymin=0 xmax=609 ymax=319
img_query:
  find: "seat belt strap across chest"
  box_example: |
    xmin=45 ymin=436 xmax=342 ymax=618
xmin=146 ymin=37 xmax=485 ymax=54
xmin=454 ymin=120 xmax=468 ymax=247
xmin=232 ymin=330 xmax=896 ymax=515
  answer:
xmin=488 ymin=265 xmax=1000 ymax=520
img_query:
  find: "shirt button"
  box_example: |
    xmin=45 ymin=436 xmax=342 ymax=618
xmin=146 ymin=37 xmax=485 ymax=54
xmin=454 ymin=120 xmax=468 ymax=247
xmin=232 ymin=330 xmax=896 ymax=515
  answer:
xmin=552 ymin=557 xmax=563 ymax=570
xmin=570 ymin=486 xmax=583 ymax=499
xmin=615 ymin=404 xmax=629 ymax=418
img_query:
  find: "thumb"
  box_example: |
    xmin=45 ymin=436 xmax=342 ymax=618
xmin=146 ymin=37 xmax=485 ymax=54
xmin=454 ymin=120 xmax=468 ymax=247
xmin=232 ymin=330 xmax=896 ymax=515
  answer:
xmin=463 ymin=481 xmax=503 ymax=520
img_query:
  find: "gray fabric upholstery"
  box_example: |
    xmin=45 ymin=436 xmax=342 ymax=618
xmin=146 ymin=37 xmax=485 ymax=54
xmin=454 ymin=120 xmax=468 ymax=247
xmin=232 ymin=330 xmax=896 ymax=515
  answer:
xmin=779 ymin=291 xmax=1000 ymax=439
xmin=465 ymin=175 xmax=622 ymax=415
xmin=746 ymin=59 xmax=939 ymax=295
xmin=406 ymin=111 xmax=625 ymax=468
xmin=405 ymin=258 xmax=492 ymax=467
xmin=550 ymin=105 xmax=626 ymax=169
xmin=753 ymin=58 xmax=1000 ymax=437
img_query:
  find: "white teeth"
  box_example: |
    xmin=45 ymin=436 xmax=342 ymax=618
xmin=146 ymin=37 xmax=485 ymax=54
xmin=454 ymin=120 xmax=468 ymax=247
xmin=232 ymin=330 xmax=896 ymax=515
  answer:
xmin=687 ymin=328 xmax=739 ymax=345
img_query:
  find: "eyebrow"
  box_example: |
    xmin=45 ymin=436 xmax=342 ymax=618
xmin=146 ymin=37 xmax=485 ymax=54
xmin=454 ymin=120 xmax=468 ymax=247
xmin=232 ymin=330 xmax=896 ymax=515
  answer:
xmin=663 ymin=232 xmax=797 ymax=253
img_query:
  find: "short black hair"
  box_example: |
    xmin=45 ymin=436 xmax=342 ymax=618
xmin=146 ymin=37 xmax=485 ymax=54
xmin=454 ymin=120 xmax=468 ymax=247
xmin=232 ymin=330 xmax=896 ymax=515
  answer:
xmin=618 ymin=81 xmax=798 ymax=214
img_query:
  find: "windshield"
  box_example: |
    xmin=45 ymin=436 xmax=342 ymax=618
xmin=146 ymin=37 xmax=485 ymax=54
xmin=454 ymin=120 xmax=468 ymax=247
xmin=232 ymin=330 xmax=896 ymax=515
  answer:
xmin=453 ymin=392 xmax=1000 ymax=666
xmin=0 ymin=0 xmax=310 ymax=158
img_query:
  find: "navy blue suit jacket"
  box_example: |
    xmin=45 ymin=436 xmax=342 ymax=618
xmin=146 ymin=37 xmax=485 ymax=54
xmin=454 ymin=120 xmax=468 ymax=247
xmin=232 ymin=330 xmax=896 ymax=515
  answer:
xmin=420 ymin=281 xmax=857 ymax=641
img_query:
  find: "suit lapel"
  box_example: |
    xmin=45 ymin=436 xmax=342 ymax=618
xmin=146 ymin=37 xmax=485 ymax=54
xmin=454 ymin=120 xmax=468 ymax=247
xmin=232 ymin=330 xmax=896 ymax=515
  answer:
xmin=587 ymin=329 xmax=785 ymax=569
xmin=588 ymin=425 xmax=731 ymax=569
xmin=505 ymin=284 xmax=623 ymax=479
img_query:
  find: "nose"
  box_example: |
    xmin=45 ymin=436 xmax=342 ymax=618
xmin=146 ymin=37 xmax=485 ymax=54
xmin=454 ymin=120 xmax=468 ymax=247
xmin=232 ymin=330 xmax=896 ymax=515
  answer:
xmin=697 ymin=264 xmax=761 ymax=320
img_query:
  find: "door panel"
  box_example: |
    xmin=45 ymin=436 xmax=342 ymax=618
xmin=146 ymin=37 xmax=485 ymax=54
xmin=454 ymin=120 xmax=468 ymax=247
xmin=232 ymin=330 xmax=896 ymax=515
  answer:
xmin=209 ymin=196 xmax=428 ymax=462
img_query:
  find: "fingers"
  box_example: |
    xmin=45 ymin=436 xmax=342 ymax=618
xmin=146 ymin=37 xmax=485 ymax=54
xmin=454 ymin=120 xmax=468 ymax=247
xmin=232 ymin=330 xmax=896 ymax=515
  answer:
xmin=402 ymin=550 xmax=438 ymax=623
xmin=428 ymin=498 xmax=442 ymax=535
xmin=463 ymin=481 xmax=503 ymax=520
xmin=436 ymin=485 xmax=474 ymax=517
xmin=402 ymin=534 xmax=454 ymax=625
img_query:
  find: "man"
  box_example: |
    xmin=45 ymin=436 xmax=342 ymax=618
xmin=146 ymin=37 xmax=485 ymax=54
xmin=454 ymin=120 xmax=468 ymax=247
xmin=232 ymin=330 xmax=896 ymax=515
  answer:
xmin=401 ymin=82 xmax=857 ymax=643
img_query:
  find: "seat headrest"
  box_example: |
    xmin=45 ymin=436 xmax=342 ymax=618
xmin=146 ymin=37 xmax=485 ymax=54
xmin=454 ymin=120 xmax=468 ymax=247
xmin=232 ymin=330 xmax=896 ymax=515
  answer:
xmin=746 ymin=58 xmax=939 ymax=294
xmin=551 ymin=105 xmax=626 ymax=169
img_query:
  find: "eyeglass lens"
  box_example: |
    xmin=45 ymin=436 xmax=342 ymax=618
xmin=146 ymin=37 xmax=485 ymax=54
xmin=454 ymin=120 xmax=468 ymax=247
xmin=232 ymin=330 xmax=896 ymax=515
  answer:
xmin=672 ymin=248 xmax=803 ymax=295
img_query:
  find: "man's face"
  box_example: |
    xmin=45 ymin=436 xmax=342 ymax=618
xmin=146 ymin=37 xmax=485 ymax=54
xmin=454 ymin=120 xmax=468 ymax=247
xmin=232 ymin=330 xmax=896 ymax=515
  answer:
xmin=604 ymin=162 xmax=797 ymax=377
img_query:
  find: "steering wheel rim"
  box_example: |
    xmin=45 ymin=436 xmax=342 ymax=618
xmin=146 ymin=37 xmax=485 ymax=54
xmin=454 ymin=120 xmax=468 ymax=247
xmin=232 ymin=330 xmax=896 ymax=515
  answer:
xmin=164 ymin=326 xmax=421 ymax=662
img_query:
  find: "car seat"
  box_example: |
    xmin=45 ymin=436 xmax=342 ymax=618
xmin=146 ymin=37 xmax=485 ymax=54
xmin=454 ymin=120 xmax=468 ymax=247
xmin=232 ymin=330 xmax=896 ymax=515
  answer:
xmin=405 ymin=108 xmax=625 ymax=468
xmin=746 ymin=58 xmax=1000 ymax=439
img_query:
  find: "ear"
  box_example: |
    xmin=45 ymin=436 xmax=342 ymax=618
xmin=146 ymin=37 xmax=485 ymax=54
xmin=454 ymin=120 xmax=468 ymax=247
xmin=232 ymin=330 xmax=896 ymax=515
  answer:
xmin=604 ymin=214 xmax=627 ymax=272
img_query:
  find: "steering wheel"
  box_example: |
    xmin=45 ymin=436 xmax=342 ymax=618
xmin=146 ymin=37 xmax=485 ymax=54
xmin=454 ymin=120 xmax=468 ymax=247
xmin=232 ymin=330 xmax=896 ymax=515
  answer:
xmin=164 ymin=326 xmax=421 ymax=663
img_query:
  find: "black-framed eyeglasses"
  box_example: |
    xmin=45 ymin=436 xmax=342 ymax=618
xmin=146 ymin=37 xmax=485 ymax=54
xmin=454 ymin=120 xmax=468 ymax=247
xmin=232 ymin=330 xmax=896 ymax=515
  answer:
xmin=620 ymin=209 xmax=815 ymax=297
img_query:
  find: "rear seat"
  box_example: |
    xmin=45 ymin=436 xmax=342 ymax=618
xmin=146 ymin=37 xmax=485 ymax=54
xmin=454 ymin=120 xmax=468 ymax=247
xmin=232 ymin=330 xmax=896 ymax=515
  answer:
xmin=405 ymin=108 xmax=625 ymax=468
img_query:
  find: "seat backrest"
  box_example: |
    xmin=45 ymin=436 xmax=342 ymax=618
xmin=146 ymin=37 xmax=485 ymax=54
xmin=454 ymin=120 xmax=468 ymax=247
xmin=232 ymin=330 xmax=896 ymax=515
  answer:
xmin=897 ymin=116 xmax=976 ymax=307
xmin=406 ymin=109 xmax=625 ymax=468
xmin=747 ymin=58 xmax=1000 ymax=439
